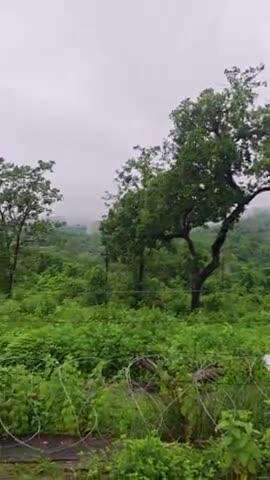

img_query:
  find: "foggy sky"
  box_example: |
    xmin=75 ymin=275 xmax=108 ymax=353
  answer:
xmin=1 ymin=0 xmax=270 ymax=223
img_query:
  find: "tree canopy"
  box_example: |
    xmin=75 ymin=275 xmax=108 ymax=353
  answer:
xmin=102 ymin=65 xmax=270 ymax=309
xmin=0 ymin=159 xmax=62 ymax=294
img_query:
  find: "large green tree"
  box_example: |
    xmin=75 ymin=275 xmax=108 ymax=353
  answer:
xmin=0 ymin=159 xmax=62 ymax=295
xmin=101 ymin=146 xmax=161 ymax=303
xmin=143 ymin=65 xmax=270 ymax=309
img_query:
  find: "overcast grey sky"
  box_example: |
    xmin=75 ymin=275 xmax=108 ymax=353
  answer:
xmin=1 ymin=0 xmax=270 ymax=223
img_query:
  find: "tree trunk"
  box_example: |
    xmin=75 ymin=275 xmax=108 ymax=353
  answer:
xmin=7 ymin=255 xmax=18 ymax=297
xmin=181 ymin=232 xmax=203 ymax=311
xmin=7 ymin=270 xmax=14 ymax=298
xmin=191 ymin=277 xmax=203 ymax=311
xmin=134 ymin=252 xmax=145 ymax=306
xmin=191 ymin=287 xmax=201 ymax=311
xmin=7 ymin=230 xmax=22 ymax=297
xmin=181 ymin=192 xmax=268 ymax=312
xmin=104 ymin=252 xmax=109 ymax=303
xmin=105 ymin=254 xmax=109 ymax=282
xmin=0 ymin=227 xmax=13 ymax=295
xmin=138 ymin=253 xmax=144 ymax=291
xmin=0 ymin=252 xmax=10 ymax=295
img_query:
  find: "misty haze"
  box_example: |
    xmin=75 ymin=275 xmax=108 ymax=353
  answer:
xmin=1 ymin=0 xmax=270 ymax=224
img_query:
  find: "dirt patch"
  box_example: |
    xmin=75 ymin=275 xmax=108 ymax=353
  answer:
xmin=0 ymin=434 xmax=110 ymax=463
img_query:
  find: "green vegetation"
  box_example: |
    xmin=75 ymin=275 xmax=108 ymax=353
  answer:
xmin=2 ymin=213 xmax=270 ymax=478
xmin=102 ymin=65 xmax=270 ymax=310
xmin=1 ymin=65 xmax=270 ymax=478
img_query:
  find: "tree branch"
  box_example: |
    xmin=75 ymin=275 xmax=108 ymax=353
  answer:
xmin=224 ymin=170 xmax=242 ymax=193
xmin=200 ymin=186 xmax=270 ymax=282
xmin=183 ymin=232 xmax=197 ymax=259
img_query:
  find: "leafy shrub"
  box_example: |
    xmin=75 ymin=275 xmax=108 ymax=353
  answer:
xmin=89 ymin=383 xmax=175 ymax=438
xmin=84 ymin=266 xmax=107 ymax=305
xmin=0 ymin=299 xmax=22 ymax=323
xmin=87 ymin=436 xmax=217 ymax=479
xmin=217 ymin=410 xmax=262 ymax=477
xmin=108 ymin=268 xmax=135 ymax=307
xmin=165 ymin=323 xmax=270 ymax=439
xmin=21 ymin=292 xmax=58 ymax=316
xmin=159 ymin=278 xmax=189 ymax=315
xmin=1 ymin=315 xmax=161 ymax=375
xmin=0 ymin=365 xmax=38 ymax=435
xmin=54 ymin=299 xmax=89 ymax=323
xmin=38 ymin=358 xmax=89 ymax=434
xmin=33 ymin=271 xmax=86 ymax=301
xmin=203 ymin=292 xmax=224 ymax=312
xmin=140 ymin=276 xmax=164 ymax=308
xmin=35 ymin=250 xmax=66 ymax=274
xmin=0 ymin=359 xmax=93 ymax=436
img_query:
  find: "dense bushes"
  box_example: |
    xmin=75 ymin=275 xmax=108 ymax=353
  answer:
xmin=1 ymin=318 xmax=161 ymax=375
xmin=0 ymin=361 xmax=178 ymax=439
xmin=87 ymin=436 xmax=217 ymax=479
xmin=2 ymin=306 xmax=270 ymax=446
xmin=3 ymin=217 xmax=270 ymax=477
xmin=89 ymin=383 xmax=180 ymax=439
xmin=3 ymin=306 xmax=270 ymax=381
xmin=85 ymin=427 xmax=270 ymax=479
xmin=84 ymin=411 xmax=270 ymax=478
xmin=0 ymin=360 xmax=88 ymax=436
xmin=1 ymin=308 xmax=270 ymax=478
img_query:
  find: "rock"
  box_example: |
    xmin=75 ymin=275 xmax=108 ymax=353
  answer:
xmin=263 ymin=354 xmax=270 ymax=370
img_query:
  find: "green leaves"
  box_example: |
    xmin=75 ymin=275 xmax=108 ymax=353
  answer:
xmin=102 ymin=65 xmax=270 ymax=310
xmin=87 ymin=436 xmax=217 ymax=479
xmin=0 ymin=158 xmax=62 ymax=295
xmin=217 ymin=410 xmax=262 ymax=475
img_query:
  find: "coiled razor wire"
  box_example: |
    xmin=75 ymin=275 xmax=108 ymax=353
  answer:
xmin=0 ymin=353 xmax=269 ymax=457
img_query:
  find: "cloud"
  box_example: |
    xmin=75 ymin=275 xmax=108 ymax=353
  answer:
xmin=0 ymin=0 xmax=269 ymax=222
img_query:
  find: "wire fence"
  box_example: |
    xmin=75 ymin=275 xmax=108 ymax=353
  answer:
xmin=1 ymin=273 xmax=270 ymax=465
xmin=1 ymin=352 xmax=270 ymax=460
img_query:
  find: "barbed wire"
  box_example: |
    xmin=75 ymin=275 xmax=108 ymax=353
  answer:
xmin=1 ymin=288 xmax=270 ymax=459
xmin=0 ymin=353 xmax=270 ymax=459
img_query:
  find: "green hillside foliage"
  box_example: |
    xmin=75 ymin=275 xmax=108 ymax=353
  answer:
xmin=2 ymin=65 xmax=270 ymax=478
xmin=1 ymin=212 xmax=270 ymax=477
